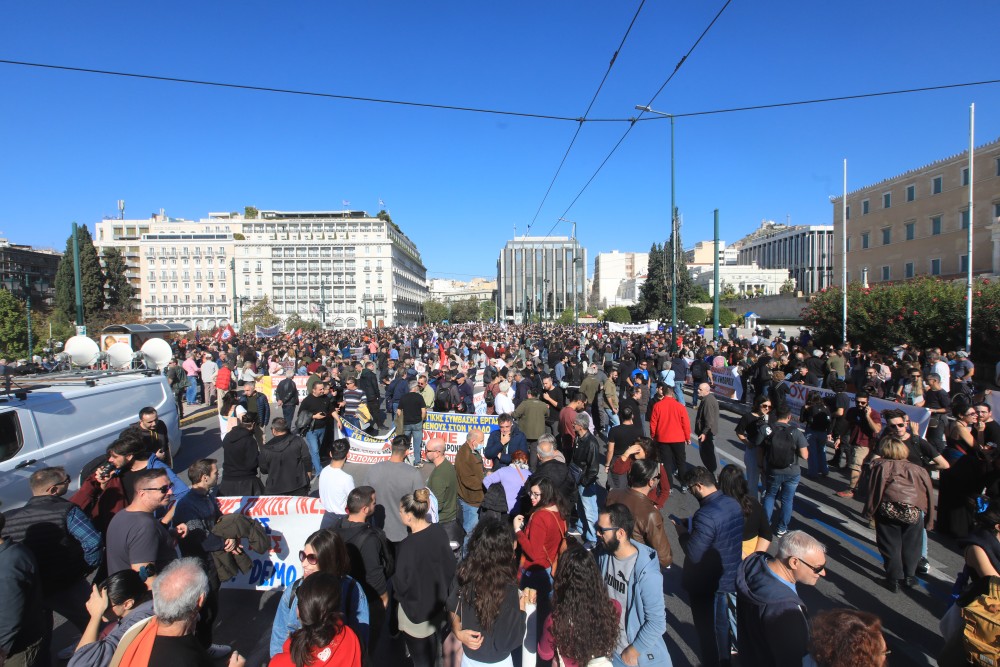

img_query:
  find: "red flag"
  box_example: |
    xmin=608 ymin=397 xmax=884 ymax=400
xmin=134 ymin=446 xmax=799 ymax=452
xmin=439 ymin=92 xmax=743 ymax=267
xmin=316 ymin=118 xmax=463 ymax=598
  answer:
xmin=295 ymin=328 xmax=303 ymax=336
xmin=216 ymin=324 xmax=236 ymax=342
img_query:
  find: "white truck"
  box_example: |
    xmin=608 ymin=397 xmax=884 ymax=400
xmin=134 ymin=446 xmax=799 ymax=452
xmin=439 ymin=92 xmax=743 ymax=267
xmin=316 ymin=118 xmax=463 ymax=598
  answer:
xmin=0 ymin=370 xmax=181 ymax=512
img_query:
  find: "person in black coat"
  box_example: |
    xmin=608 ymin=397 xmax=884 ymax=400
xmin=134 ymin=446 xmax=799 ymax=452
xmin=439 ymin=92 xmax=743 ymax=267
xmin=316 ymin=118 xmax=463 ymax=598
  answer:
xmin=219 ymin=415 xmax=264 ymax=496
xmin=260 ymin=419 xmax=314 ymax=496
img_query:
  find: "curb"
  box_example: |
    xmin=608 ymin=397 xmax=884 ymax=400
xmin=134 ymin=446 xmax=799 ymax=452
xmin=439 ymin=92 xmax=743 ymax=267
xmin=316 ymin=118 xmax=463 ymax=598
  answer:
xmin=180 ymin=407 xmax=218 ymax=427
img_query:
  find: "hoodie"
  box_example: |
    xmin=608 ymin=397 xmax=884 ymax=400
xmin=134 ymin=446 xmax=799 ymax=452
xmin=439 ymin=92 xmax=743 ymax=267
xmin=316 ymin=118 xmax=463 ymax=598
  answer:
xmin=259 ymin=433 xmax=313 ymax=495
xmin=735 ymin=552 xmax=810 ymax=667
xmin=268 ymin=626 xmax=361 ymax=667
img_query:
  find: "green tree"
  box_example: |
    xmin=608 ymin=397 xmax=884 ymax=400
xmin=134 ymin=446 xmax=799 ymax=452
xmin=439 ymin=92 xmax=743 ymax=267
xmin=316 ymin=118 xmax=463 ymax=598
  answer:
xmin=450 ymin=297 xmax=480 ymax=323
xmin=285 ymin=313 xmax=322 ymax=332
xmin=681 ymin=306 xmax=706 ymax=324
xmin=0 ymin=289 xmax=29 ymax=358
xmin=720 ymin=281 xmax=738 ymax=302
xmin=556 ymin=309 xmax=576 ymax=325
xmin=717 ymin=308 xmax=740 ymax=327
xmin=689 ymin=285 xmax=711 ymax=303
xmin=244 ymin=206 xmax=259 ymax=219
xmin=240 ymin=296 xmax=280 ymax=331
xmin=478 ymin=300 xmax=496 ymax=322
xmin=422 ymin=300 xmax=449 ymax=324
xmin=103 ymin=247 xmax=134 ymax=312
xmin=603 ymin=306 xmax=632 ymax=323
xmin=779 ymin=279 xmax=796 ymax=295
xmin=633 ymin=242 xmax=668 ymax=321
xmin=54 ymin=224 xmax=105 ymax=324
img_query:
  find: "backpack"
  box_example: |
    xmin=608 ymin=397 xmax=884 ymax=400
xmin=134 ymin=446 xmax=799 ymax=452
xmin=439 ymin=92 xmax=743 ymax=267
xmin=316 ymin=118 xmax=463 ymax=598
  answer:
xmin=764 ymin=423 xmax=798 ymax=469
xmin=434 ymin=385 xmax=454 ymax=412
xmin=690 ymin=360 xmax=708 ymax=380
xmin=357 ymin=526 xmax=396 ymax=580
xmin=962 ymin=576 xmax=1000 ymax=666
xmin=480 ymin=483 xmax=510 ymax=515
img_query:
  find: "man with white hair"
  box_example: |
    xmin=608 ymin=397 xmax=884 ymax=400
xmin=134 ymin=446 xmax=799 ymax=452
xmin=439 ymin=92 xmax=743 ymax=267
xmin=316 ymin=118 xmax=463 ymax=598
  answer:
xmin=736 ymin=530 xmax=826 ymax=666
xmin=148 ymin=558 xmax=244 ymax=666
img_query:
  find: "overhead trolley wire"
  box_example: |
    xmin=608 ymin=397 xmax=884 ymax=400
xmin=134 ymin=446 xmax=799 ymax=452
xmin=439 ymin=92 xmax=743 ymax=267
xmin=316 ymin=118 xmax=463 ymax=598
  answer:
xmin=524 ymin=0 xmax=647 ymax=235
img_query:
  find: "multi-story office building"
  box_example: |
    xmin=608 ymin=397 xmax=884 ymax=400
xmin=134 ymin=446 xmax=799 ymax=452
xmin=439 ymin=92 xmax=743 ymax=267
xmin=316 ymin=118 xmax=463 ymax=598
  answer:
xmin=94 ymin=208 xmax=428 ymax=329
xmin=694 ymin=263 xmax=790 ymax=297
xmin=497 ymin=236 xmax=586 ymax=323
xmin=591 ymin=250 xmax=647 ymax=308
xmin=735 ymin=221 xmax=835 ymax=295
xmin=831 ymin=137 xmax=1000 ymax=284
xmin=0 ymin=238 xmax=61 ymax=306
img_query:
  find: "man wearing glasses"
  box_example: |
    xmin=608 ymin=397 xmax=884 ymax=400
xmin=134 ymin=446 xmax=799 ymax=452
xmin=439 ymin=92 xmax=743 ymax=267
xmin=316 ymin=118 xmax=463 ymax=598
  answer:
xmin=836 ymin=392 xmax=882 ymax=498
xmin=736 ymin=530 xmax=826 ymax=666
xmin=106 ymin=469 xmax=185 ymax=584
xmin=3 ymin=467 xmax=103 ymax=634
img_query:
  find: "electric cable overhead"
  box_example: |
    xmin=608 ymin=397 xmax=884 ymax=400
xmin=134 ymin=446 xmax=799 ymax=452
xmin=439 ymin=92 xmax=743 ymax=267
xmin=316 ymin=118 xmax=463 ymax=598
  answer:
xmin=0 ymin=58 xmax=634 ymax=124
xmin=543 ymin=0 xmax=734 ymax=239
xmin=524 ymin=0 xmax=647 ymax=236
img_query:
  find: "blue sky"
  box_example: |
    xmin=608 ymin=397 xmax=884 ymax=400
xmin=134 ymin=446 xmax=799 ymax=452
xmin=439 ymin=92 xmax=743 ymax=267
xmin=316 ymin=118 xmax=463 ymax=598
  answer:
xmin=2 ymin=2 xmax=999 ymax=280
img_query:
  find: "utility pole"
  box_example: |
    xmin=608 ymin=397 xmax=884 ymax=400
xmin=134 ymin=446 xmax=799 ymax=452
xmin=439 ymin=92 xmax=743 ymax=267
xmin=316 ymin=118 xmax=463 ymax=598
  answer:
xmin=320 ymin=277 xmax=327 ymax=328
xmin=72 ymin=223 xmax=84 ymax=326
xmin=24 ymin=274 xmax=32 ymax=357
xmin=230 ymin=258 xmax=238 ymax=325
xmin=713 ymin=209 xmax=720 ymax=340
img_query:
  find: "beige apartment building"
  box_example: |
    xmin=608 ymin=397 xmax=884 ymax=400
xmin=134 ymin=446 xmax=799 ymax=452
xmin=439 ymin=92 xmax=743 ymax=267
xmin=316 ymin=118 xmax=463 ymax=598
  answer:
xmin=831 ymin=138 xmax=1000 ymax=284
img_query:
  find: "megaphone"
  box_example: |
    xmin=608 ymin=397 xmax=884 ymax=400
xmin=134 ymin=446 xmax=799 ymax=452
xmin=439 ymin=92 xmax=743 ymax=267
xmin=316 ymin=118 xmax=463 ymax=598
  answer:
xmin=64 ymin=336 xmax=100 ymax=367
xmin=106 ymin=342 xmax=135 ymax=369
xmin=140 ymin=338 xmax=173 ymax=371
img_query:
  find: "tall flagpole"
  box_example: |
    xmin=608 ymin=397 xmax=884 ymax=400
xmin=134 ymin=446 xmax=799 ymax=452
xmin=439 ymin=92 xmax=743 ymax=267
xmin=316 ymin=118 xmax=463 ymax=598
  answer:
xmin=842 ymin=159 xmax=848 ymax=345
xmin=966 ymin=104 xmax=975 ymax=353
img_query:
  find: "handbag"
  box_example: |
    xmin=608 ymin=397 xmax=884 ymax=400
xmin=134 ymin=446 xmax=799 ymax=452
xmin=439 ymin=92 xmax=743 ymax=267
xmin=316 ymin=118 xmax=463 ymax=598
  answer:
xmin=877 ymin=500 xmax=920 ymax=525
xmin=567 ymin=462 xmax=585 ymax=485
xmin=293 ymin=408 xmax=314 ymax=435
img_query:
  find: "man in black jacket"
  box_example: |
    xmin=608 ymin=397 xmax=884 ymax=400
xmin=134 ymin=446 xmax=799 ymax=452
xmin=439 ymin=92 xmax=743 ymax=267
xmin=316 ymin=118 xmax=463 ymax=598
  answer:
xmin=0 ymin=511 xmax=46 ymax=667
xmin=571 ymin=414 xmax=601 ymax=549
xmin=358 ymin=361 xmax=382 ymax=435
xmin=260 ymin=419 xmax=314 ymax=496
xmin=736 ymin=530 xmax=825 ymax=666
xmin=274 ymin=375 xmax=299 ymax=426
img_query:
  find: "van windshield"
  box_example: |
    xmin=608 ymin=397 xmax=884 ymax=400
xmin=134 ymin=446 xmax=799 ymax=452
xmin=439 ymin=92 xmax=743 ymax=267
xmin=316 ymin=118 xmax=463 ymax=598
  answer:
xmin=0 ymin=412 xmax=23 ymax=462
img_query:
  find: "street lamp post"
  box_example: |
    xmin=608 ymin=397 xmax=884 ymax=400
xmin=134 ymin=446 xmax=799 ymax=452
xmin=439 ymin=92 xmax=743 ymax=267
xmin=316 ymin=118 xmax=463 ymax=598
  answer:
xmin=636 ymin=105 xmax=677 ymax=348
xmin=319 ymin=277 xmax=327 ymax=328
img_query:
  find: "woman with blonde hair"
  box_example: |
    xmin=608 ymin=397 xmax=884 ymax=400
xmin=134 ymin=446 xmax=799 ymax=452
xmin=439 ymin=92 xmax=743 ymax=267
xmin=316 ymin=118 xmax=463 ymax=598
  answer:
xmin=863 ymin=437 xmax=934 ymax=592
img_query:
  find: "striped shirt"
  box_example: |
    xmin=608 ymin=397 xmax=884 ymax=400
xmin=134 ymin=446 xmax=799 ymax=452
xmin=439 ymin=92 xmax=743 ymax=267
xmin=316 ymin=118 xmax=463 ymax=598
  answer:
xmin=342 ymin=388 xmax=368 ymax=417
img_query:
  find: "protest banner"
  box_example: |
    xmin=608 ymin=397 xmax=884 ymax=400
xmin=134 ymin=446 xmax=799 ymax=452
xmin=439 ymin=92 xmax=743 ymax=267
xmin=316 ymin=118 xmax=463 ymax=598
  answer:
xmin=217 ymin=495 xmax=325 ymax=590
xmin=423 ymin=411 xmax=498 ymax=465
xmin=255 ymin=325 xmax=282 ymax=338
xmin=608 ymin=322 xmax=656 ymax=333
xmin=709 ymin=366 xmax=743 ymax=401
xmin=780 ymin=381 xmax=931 ymax=436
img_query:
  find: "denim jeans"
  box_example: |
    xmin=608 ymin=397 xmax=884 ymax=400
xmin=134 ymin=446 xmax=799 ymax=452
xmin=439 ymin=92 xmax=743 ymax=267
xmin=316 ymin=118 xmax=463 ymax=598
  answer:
xmin=603 ymin=409 xmax=620 ymax=438
xmin=762 ymin=471 xmax=801 ymax=533
xmin=575 ymin=481 xmax=599 ymax=544
xmin=403 ymin=424 xmax=423 ymax=465
xmin=458 ymin=498 xmax=480 ymax=551
xmin=744 ymin=447 xmax=762 ymax=496
xmin=305 ymin=427 xmax=326 ymax=477
xmin=804 ymin=430 xmax=830 ymax=476
xmin=690 ymin=591 xmax=735 ymax=667
xmin=185 ymin=380 xmax=198 ymax=405
xmin=673 ymin=383 xmax=685 ymax=406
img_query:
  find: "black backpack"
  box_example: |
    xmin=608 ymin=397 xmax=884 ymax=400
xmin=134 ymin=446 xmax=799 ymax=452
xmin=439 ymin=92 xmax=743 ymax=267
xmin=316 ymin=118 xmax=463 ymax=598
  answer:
xmin=434 ymin=385 xmax=454 ymax=412
xmin=764 ymin=424 xmax=798 ymax=469
xmin=690 ymin=360 xmax=708 ymax=380
xmin=356 ymin=525 xmax=395 ymax=580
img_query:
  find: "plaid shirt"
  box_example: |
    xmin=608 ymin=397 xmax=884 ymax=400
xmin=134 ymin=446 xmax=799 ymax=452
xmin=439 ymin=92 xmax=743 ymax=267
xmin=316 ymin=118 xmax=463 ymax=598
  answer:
xmin=66 ymin=505 xmax=103 ymax=568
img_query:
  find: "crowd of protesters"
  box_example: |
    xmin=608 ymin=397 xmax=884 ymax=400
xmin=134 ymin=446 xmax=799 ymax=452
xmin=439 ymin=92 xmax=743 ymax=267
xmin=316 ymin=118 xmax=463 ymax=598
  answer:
xmin=4 ymin=318 xmax=999 ymax=667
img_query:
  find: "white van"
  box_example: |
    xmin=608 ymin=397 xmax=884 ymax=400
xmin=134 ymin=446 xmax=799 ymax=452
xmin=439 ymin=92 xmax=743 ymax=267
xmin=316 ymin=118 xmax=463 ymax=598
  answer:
xmin=0 ymin=371 xmax=181 ymax=512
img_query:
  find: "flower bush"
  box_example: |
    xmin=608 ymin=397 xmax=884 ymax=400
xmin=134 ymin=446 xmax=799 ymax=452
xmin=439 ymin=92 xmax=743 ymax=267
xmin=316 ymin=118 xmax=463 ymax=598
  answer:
xmin=802 ymin=277 xmax=999 ymax=358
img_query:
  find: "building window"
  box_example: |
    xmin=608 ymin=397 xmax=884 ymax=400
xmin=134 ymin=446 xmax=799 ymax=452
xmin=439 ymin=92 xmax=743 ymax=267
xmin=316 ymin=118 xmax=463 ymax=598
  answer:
xmin=962 ymin=168 xmax=970 ymax=186
xmin=931 ymin=216 xmax=942 ymax=235
xmin=846 ymin=237 xmax=852 ymax=252
xmin=960 ymin=255 xmax=969 ymax=273
xmin=862 ymin=199 xmax=870 ymax=215
xmin=861 ymin=232 xmax=870 ymax=249
xmin=845 ymin=205 xmax=850 ymax=220
xmin=883 ymin=192 xmax=891 ymax=209
xmin=932 ymin=176 xmax=942 ymax=194
xmin=905 ymin=262 xmax=914 ymax=279
xmin=906 ymin=185 xmax=915 ymax=202
xmin=995 ymin=202 xmax=1000 ymax=220
xmin=905 ymin=222 xmax=915 ymax=241
xmin=930 ymin=258 xmax=941 ymax=276
xmin=961 ymin=209 xmax=970 ymax=229
xmin=881 ymin=228 xmax=891 ymax=245
xmin=881 ymin=266 xmax=890 ymax=281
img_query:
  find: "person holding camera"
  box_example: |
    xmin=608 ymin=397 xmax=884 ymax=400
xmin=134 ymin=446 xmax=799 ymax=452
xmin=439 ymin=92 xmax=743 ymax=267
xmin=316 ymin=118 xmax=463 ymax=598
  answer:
xmin=835 ymin=392 xmax=882 ymax=499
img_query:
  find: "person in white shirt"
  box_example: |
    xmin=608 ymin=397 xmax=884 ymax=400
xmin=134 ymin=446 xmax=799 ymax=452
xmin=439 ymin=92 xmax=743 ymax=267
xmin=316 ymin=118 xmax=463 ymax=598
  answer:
xmin=929 ymin=352 xmax=951 ymax=393
xmin=318 ymin=439 xmax=355 ymax=526
xmin=494 ymin=380 xmax=516 ymax=416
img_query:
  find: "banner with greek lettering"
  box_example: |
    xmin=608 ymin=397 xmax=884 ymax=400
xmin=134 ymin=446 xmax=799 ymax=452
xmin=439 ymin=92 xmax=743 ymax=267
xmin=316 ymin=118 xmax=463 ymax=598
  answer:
xmin=780 ymin=381 xmax=931 ymax=437
xmin=255 ymin=325 xmax=282 ymax=338
xmin=607 ymin=322 xmax=656 ymax=333
xmin=218 ymin=496 xmax=325 ymax=590
xmin=423 ymin=412 xmax=498 ymax=466
xmin=709 ymin=366 xmax=743 ymax=401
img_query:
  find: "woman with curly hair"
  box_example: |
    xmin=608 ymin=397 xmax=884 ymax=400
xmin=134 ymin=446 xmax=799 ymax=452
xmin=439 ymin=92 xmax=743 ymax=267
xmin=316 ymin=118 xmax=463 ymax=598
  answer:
xmin=538 ymin=544 xmax=619 ymax=667
xmin=269 ymin=572 xmax=361 ymax=667
xmin=449 ymin=516 xmax=527 ymax=666
xmin=808 ymin=608 xmax=888 ymax=667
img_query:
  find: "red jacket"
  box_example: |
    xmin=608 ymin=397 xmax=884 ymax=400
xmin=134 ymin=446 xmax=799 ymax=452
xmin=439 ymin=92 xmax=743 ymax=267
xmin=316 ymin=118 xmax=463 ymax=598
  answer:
xmin=269 ymin=628 xmax=360 ymax=667
xmin=517 ymin=506 xmax=565 ymax=570
xmin=215 ymin=366 xmax=232 ymax=391
xmin=71 ymin=475 xmax=126 ymax=533
xmin=650 ymin=396 xmax=691 ymax=444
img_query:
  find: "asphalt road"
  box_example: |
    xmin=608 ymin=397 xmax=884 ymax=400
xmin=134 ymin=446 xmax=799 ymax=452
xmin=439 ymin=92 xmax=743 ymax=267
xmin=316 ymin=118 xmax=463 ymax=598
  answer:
xmin=56 ymin=395 xmax=960 ymax=667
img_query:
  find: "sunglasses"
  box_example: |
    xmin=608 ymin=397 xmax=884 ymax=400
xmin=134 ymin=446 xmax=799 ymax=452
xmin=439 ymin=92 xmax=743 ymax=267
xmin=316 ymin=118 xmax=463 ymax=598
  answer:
xmin=299 ymin=551 xmax=319 ymax=565
xmin=856 ymin=402 xmax=868 ymax=406
xmin=594 ymin=524 xmax=618 ymax=534
xmin=761 ymin=404 xmax=771 ymax=409
xmin=140 ymin=484 xmax=173 ymax=494
xmin=889 ymin=423 xmax=907 ymax=429
xmin=796 ymin=557 xmax=827 ymax=574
